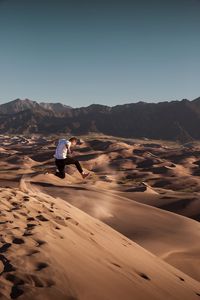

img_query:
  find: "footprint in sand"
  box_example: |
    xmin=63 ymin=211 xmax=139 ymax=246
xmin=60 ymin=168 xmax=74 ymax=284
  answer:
xmin=10 ymin=285 xmax=24 ymax=299
xmin=23 ymin=196 xmax=29 ymax=202
xmin=13 ymin=214 xmax=20 ymax=219
xmin=53 ymin=215 xmax=68 ymax=226
xmin=6 ymin=274 xmax=25 ymax=286
xmin=10 ymin=204 xmax=21 ymax=211
xmin=111 ymin=262 xmax=121 ymax=268
xmin=26 ymin=223 xmax=37 ymax=229
xmin=0 ymin=254 xmax=16 ymax=273
xmin=138 ymin=272 xmax=151 ymax=281
xmin=26 ymin=249 xmax=40 ymax=256
xmin=178 ymin=276 xmax=185 ymax=282
xmin=34 ymin=239 xmax=46 ymax=247
xmin=19 ymin=212 xmax=28 ymax=217
xmin=89 ymin=237 xmax=97 ymax=244
xmin=0 ymin=221 xmax=8 ymax=225
xmin=23 ymin=223 xmax=37 ymax=236
xmin=27 ymin=217 xmax=35 ymax=221
xmin=35 ymin=262 xmax=48 ymax=271
xmin=0 ymin=243 xmax=12 ymax=253
xmin=65 ymin=217 xmax=79 ymax=226
xmin=36 ymin=215 xmax=49 ymax=222
xmin=23 ymin=230 xmax=33 ymax=237
xmin=11 ymin=201 xmax=19 ymax=206
xmin=12 ymin=238 xmax=25 ymax=245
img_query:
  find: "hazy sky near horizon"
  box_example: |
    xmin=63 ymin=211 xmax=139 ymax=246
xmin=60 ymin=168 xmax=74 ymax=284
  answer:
xmin=0 ymin=0 xmax=199 ymax=107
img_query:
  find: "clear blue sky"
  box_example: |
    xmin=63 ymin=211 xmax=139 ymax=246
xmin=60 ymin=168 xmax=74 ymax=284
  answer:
xmin=0 ymin=0 xmax=199 ymax=107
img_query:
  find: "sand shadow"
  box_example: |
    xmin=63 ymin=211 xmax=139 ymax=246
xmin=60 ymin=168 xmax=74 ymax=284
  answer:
xmin=32 ymin=182 xmax=87 ymax=191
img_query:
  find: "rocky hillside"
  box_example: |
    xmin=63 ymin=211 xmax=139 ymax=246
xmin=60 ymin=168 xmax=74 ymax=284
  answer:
xmin=0 ymin=98 xmax=199 ymax=140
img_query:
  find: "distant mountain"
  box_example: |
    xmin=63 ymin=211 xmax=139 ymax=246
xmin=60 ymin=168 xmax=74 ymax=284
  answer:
xmin=0 ymin=98 xmax=40 ymax=114
xmin=0 ymin=98 xmax=72 ymax=117
xmin=0 ymin=98 xmax=199 ymax=140
xmin=40 ymin=102 xmax=72 ymax=116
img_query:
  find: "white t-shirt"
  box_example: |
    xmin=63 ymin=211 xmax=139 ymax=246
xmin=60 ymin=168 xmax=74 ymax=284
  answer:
xmin=54 ymin=139 xmax=71 ymax=159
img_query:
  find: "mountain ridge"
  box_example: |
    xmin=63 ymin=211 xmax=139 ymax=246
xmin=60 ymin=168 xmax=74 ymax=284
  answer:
xmin=0 ymin=97 xmax=199 ymax=140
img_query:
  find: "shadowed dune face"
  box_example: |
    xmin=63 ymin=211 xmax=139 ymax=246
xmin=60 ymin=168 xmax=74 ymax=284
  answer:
xmin=1 ymin=134 xmax=200 ymax=289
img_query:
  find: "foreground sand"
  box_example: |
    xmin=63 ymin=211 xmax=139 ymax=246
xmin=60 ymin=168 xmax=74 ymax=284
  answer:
xmin=26 ymin=172 xmax=200 ymax=283
xmin=0 ymin=186 xmax=200 ymax=300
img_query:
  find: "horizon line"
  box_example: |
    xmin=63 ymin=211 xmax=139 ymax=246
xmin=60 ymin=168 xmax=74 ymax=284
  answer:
xmin=0 ymin=96 xmax=200 ymax=109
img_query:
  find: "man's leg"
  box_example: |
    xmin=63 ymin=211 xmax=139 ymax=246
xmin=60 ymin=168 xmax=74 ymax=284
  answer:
xmin=64 ymin=157 xmax=83 ymax=174
xmin=55 ymin=159 xmax=66 ymax=178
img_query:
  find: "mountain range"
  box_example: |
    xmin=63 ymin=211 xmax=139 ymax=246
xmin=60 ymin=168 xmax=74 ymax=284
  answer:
xmin=0 ymin=97 xmax=200 ymax=140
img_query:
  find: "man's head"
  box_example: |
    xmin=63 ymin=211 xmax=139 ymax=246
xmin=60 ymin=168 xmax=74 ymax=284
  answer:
xmin=69 ymin=137 xmax=78 ymax=146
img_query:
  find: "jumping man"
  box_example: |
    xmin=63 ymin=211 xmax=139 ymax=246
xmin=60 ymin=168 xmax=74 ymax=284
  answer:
xmin=54 ymin=137 xmax=89 ymax=179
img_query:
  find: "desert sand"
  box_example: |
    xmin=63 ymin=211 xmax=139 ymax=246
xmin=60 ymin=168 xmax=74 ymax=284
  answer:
xmin=0 ymin=134 xmax=200 ymax=299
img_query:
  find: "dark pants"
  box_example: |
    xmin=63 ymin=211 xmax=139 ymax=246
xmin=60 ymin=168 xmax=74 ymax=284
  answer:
xmin=55 ymin=157 xmax=83 ymax=179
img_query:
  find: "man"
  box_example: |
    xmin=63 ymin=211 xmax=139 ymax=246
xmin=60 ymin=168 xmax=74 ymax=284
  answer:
xmin=54 ymin=137 xmax=89 ymax=179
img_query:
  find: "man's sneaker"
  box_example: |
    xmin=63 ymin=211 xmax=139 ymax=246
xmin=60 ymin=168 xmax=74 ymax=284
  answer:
xmin=82 ymin=172 xmax=90 ymax=179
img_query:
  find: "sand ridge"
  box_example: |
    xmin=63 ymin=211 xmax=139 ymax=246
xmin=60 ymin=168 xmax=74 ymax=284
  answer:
xmin=0 ymin=186 xmax=200 ymax=300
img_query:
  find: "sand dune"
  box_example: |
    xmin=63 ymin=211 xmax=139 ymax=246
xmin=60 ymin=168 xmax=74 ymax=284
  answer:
xmin=1 ymin=135 xmax=200 ymax=299
xmin=28 ymin=172 xmax=200 ymax=281
xmin=0 ymin=186 xmax=200 ymax=300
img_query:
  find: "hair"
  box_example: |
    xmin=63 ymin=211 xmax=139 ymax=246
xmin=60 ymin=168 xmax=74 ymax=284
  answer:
xmin=69 ymin=137 xmax=78 ymax=143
